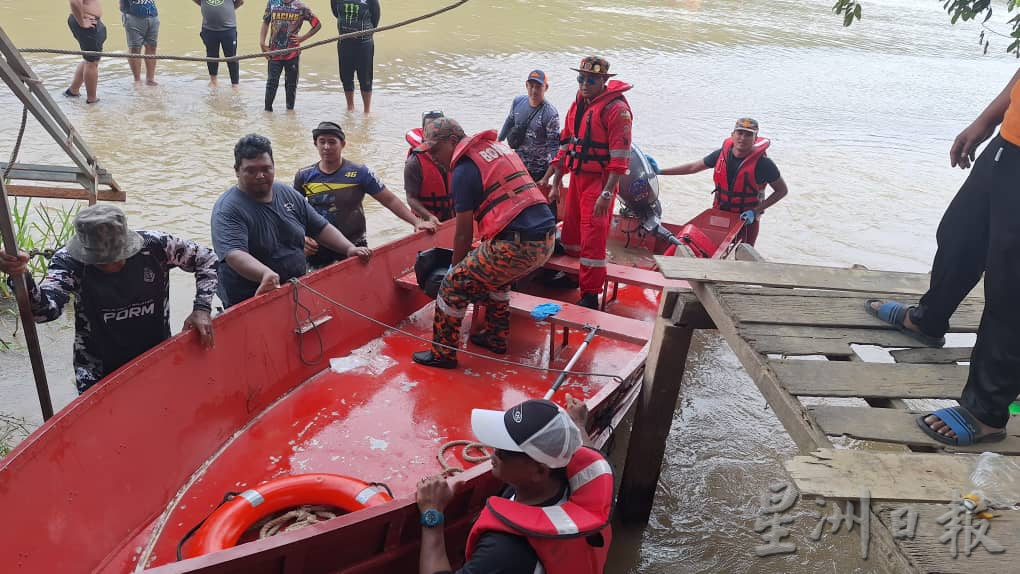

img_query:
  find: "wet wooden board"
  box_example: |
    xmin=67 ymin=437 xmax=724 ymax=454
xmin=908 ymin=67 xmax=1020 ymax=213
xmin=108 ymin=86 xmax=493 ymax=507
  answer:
xmin=876 ymin=504 xmax=1017 ymax=574
xmin=890 ymin=347 xmax=973 ymax=364
xmin=772 ymin=360 xmax=968 ymax=399
xmin=543 ymin=254 xmax=686 ymax=291
xmin=740 ymin=324 xmax=930 ymax=357
xmin=785 ymin=449 xmax=1020 ymax=503
xmin=720 ymin=292 xmax=982 ymax=332
xmin=656 ymin=258 xmax=932 ymax=295
xmin=810 ymin=406 xmax=1020 ymax=454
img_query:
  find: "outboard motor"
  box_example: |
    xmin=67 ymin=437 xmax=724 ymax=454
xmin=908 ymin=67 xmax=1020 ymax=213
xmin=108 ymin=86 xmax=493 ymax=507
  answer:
xmin=617 ymin=144 xmax=681 ymax=246
xmin=414 ymin=247 xmax=453 ymax=299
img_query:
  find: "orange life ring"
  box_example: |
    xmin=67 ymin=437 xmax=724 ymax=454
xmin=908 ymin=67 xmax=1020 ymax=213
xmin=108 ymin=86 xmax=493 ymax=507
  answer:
xmin=188 ymin=473 xmax=393 ymax=557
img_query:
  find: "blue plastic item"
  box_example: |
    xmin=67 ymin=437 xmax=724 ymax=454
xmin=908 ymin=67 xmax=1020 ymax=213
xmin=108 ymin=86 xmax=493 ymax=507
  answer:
xmin=531 ymin=302 xmax=562 ymax=320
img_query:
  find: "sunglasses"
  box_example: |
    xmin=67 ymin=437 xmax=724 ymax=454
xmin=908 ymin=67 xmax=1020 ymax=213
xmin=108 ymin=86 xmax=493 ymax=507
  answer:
xmin=493 ymin=448 xmax=529 ymax=461
xmin=576 ymin=75 xmax=600 ymax=86
xmin=422 ymin=110 xmax=444 ymax=121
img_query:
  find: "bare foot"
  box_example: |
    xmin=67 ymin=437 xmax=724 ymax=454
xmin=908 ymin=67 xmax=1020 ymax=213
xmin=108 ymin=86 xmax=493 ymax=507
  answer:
xmin=146 ymin=79 xmax=159 ymax=86
xmin=86 ymin=98 xmax=100 ymax=104
xmin=922 ymin=412 xmax=1003 ymax=441
xmin=209 ymin=77 xmax=218 ymax=87
xmin=231 ymin=84 xmax=240 ymax=91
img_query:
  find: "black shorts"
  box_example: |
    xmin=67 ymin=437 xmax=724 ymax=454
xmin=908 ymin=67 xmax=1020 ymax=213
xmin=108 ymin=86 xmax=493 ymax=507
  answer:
xmin=68 ymin=14 xmax=107 ymax=62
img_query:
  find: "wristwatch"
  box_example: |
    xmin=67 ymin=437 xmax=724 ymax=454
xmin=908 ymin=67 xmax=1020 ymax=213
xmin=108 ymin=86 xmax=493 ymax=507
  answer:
xmin=599 ymin=189 xmax=612 ymax=200
xmin=420 ymin=508 xmax=445 ymax=528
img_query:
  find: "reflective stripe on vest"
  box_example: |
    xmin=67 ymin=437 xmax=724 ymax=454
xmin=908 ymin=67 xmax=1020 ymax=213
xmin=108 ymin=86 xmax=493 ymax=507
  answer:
xmin=563 ymin=86 xmax=631 ymax=173
xmin=712 ymin=137 xmax=770 ymax=213
xmin=542 ymin=506 xmax=579 ymax=536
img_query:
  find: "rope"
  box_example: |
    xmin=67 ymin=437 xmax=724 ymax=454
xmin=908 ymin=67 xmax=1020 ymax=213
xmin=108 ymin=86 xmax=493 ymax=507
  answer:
xmin=3 ymin=107 xmax=28 ymax=182
xmin=259 ymin=505 xmax=337 ymax=538
xmin=19 ymin=1 xmax=470 ymax=63
xmin=289 ymin=278 xmax=624 ymax=383
xmin=437 ymin=440 xmax=492 ymax=476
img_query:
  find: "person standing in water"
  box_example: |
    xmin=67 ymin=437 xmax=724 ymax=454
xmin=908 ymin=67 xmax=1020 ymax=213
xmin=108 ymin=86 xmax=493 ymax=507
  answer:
xmin=332 ymin=0 xmax=380 ymax=113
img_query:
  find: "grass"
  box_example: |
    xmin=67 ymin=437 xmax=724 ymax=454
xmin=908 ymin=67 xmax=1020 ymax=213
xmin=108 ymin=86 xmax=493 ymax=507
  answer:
xmin=0 ymin=413 xmax=33 ymax=457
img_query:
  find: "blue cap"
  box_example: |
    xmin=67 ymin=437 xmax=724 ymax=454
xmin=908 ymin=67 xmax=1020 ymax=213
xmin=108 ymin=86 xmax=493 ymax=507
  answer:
xmin=527 ymin=69 xmax=548 ymax=86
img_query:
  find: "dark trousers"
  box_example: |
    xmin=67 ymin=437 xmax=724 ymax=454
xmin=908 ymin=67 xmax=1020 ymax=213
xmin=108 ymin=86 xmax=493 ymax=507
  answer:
xmin=265 ymin=57 xmax=299 ymax=111
xmin=338 ymin=39 xmax=374 ymax=92
xmin=200 ymin=27 xmax=239 ymax=84
xmin=911 ymin=135 xmax=1020 ymax=428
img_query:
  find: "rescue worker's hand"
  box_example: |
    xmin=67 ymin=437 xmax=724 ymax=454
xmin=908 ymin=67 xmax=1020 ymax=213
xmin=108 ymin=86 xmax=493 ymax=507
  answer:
xmin=303 ymin=236 xmax=319 ymax=257
xmin=565 ymin=393 xmax=589 ymax=429
xmin=183 ymin=310 xmax=215 ymax=349
xmin=548 ymin=180 xmax=561 ymax=203
xmin=260 ymin=43 xmax=271 ymax=60
xmin=415 ymin=219 xmax=438 ymax=234
xmin=593 ymin=195 xmax=611 ymax=217
xmin=0 ymin=250 xmax=30 ymax=276
xmin=255 ymin=270 xmax=280 ymax=296
xmin=416 ymin=475 xmax=454 ymax=513
xmin=950 ymin=119 xmax=996 ymax=169
xmin=346 ymin=245 xmax=372 ymax=262
xmin=740 ymin=210 xmax=756 ymax=225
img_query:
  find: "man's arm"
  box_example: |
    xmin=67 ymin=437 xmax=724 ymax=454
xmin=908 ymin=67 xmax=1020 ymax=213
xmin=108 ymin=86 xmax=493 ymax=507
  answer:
xmin=497 ymin=100 xmax=517 ymax=141
xmin=158 ymin=232 xmax=218 ymax=348
xmin=314 ymin=224 xmax=371 ymax=261
xmin=403 ymin=156 xmax=439 ymax=222
xmin=224 ymin=251 xmax=280 ymax=295
xmin=951 ymin=68 xmax=1020 ymax=168
xmin=213 ymin=204 xmax=280 ymax=296
xmin=758 ymin=176 xmax=788 ymax=214
xmin=374 ymin=187 xmax=436 ymax=232
xmin=234 ymin=0 xmax=244 ymax=8
xmin=369 ymin=0 xmax=381 ymax=28
xmin=4 ymin=251 xmax=81 ymax=324
xmin=259 ymin=20 xmax=270 ymax=53
xmin=452 ymin=211 xmax=474 ymax=265
xmin=331 ymin=0 xmax=340 ymax=18
xmin=658 ymin=159 xmax=711 ymax=176
xmin=298 ymin=12 xmax=322 ymax=43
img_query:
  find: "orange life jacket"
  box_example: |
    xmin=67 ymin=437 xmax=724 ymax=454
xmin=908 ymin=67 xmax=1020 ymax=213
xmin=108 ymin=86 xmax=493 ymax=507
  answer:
xmin=561 ymin=81 xmax=632 ymax=174
xmin=464 ymin=447 xmax=613 ymax=574
xmin=712 ymin=137 xmax=771 ymax=213
xmin=406 ymin=128 xmax=454 ymax=221
xmin=451 ymin=130 xmax=549 ymax=240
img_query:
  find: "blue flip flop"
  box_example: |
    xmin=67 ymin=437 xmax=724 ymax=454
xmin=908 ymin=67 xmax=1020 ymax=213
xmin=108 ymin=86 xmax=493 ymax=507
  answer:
xmin=916 ymin=406 xmax=1007 ymax=446
xmin=864 ymin=299 xmax=945 ymax=348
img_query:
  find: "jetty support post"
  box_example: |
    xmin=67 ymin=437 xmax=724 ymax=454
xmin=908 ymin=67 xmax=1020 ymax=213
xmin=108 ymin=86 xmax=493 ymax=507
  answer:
xmin=616 ymin=288 xmax=713 ymax=525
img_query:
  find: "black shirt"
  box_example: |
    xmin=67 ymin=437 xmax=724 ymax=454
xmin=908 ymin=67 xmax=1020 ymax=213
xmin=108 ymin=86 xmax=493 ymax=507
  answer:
xmin=703 ymin=148 xmax=781 ymax=190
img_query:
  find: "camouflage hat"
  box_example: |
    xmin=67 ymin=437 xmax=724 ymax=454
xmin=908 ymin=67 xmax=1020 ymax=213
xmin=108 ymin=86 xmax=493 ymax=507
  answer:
xmin=65 ymin=204 xmax=143 ymax=265
xmin=414 ymin=117 xmax=466 ymax=152
xmin=734 ymin=117 xmax=759 ymax=133
xmin=571 ymin=56 xmax=615 ymax=77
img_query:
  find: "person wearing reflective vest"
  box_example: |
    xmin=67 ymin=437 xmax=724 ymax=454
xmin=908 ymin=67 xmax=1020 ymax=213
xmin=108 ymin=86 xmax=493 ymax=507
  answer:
xmin=410 ymin=118 xmax=556 ymax=369
xmin=405 ymin=114 xmax=455 ymax=223
xmin=549 ymin=56 xmax=633 ymax=310
xmin=416 ymin=397 xmax=613 ymax=574
xmin=656 ymin=117 xmax=789 ymax=246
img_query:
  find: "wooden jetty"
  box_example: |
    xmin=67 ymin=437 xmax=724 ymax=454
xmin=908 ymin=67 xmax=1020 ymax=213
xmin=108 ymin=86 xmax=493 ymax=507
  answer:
xmin=621 ymin=255 xmax=1019 ymax=573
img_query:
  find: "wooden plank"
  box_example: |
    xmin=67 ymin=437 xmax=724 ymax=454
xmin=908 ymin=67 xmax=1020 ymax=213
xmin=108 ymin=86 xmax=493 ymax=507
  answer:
xmin=543 ymin=254 xmax=686 ymax=290
xmin=393 ymin=272 xmax=649 ymax=345
xmin=689 ymin=282 xmax=831 ymax=452
xmin=785 ymin=448 xmax=1020 ymax=503
xmin=0 ymin=163 xmax=115 ymax=186
xmin=876 ymin=503 xmax=1017 ymax=574
xmin=773 ymin=360 xmax=968 ymax=399
xmin=811 ymin=406 xmax=1020 ymax=454
xmin=5 ymin=184 xmax=124 ymax=202
xmin=721 ymin=291 xmax=982 ymax=332
xmin=657 ymin=257 xmax=932 ymax=295
xmin=891 ymin=347 xmax=973 ymax=364
xmin=740 ymin=324 xmax=931 ymax=356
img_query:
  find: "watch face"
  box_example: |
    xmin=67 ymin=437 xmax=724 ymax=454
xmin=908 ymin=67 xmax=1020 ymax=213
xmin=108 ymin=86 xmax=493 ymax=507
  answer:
xmin=422 ymin=509 xmax=443 ymax=527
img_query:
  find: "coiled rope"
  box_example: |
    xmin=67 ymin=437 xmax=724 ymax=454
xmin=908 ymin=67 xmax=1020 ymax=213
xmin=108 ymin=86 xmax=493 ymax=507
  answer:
xmin=18 ymin=1 xmax=470 ymax=63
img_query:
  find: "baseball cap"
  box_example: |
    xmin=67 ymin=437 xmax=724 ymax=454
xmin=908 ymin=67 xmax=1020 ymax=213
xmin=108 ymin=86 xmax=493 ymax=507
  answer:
xmin=570 ymin=56 xmax=616 ymax=77
xmin=527 ymin=69 xmax=548 ymax=86
xmin=312 ymin=121 xmax=346 ymax=141
xmin=65 ymin=204 xmax=143 ymax=265
xmin=471 ymin=399 xmax=583 ymax=469
xmin=733 ymin=117 xmax=759 ymax=133
xmin=414 ymin=117 xmax=466 ymax=152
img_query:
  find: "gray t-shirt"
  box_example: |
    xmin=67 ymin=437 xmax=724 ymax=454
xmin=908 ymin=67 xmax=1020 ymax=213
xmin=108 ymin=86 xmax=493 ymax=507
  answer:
xmin=211 ymin=182 xmax=328 ymax=307
xmin=497 ymin=95 xmax=560 ymax=178
xmin=200 ymin=0 xmax=237 ymax=32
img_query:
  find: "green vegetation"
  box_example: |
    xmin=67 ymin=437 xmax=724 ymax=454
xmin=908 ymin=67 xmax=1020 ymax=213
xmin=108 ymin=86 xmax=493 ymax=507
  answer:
xmin=0 ymin=413 xmax=33 ymax=457
xmin=834 ymin=0 xmax=1020 ymax=55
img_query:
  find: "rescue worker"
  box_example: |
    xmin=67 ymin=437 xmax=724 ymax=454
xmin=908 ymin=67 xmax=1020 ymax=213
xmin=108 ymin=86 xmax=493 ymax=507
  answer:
xmin=656 ymin=118 xmax=789 ymax=246
xmin=416 ymin=396 xmax=613 ymax=574
xmin=405 ymin=111 xmax=454 ymax=223
xmin=294 ymin=121 xmax=435 ymax=269
xmin=1 ymin=204 xmax=217 ymax=394
xmin=548 ymin=56 xmax=633 ymax=310
xmin=410 ymin=118 xmax=556 ymax=369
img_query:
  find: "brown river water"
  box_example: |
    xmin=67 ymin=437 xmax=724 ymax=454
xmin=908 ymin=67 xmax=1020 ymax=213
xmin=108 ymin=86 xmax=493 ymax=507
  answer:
xmin=0 ymin=0 xmax=1016 ymax=572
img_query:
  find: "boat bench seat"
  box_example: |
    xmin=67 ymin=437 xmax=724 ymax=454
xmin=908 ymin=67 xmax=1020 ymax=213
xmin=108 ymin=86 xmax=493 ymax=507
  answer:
xmin=543 ymin=253 xmax=685 ymax=298
xmin=394 ymin=271 xmax=650 ymax=351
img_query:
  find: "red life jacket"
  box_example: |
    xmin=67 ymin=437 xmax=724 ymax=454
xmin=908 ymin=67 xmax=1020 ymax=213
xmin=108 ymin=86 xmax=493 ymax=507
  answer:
xmin=562 ymin=80 xmax=632 ymax=174
xmin=712 ymin=137 xmax=771 ymax=213
xmin=405 ymin=128 xmax=454 ymax=221
xmin=451 ymin=130 xmax=549 ymax=240
xmin=464 ymin=447 xmax=613 ymax=574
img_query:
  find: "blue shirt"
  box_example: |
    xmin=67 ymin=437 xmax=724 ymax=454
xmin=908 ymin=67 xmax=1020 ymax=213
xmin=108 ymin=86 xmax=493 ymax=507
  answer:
xmin=451 ymin=159 xmax=555 ymax=234
xmin=121 ymin=0 xmax=158 ymax=17
xmin=211 ymin=182 xmax=329 ymax=307
xmin=293 ymin=158 xmax=384 ymax=244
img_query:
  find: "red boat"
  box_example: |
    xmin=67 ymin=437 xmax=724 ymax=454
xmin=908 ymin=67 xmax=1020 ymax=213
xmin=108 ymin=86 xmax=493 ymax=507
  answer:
xmin=0 ymin=208 xmax=743 ymax=574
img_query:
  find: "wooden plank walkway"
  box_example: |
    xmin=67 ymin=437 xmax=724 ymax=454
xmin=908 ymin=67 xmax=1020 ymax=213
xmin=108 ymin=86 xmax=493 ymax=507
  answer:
xmin=655 ymin=257 xmax=1015 ymax=574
